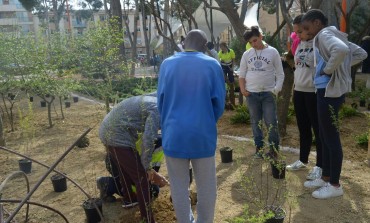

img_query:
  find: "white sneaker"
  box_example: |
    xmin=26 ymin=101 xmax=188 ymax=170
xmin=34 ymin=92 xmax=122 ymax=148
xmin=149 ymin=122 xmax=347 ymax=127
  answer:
xmin=312 ymin=183 xmax=344 ymax=199
xmin=286 ymin=160 xmax=306 ymax=171
xmin=306 ymin=166 xmax=322 ymax=180
xmin=304 ymin=178 xmax=326 ymax=188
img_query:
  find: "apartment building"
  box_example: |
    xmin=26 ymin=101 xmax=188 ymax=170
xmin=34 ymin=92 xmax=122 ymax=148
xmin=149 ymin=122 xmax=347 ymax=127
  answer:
xmin=0 ymin=0 xmax=35 ymax=33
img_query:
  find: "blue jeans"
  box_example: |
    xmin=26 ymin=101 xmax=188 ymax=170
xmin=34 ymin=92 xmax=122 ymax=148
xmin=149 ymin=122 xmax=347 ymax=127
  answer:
xmin=316 ymin=89 xmax=345 ymax=185
xmin=246 ymin=92 xmax=279 ymax=151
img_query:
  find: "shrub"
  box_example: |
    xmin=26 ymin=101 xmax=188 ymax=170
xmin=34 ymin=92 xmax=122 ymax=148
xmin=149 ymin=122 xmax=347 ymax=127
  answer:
xmin=339 ymin=105 xmax=359 ymax=119
xmin=76 ymin=136 xmax=90 ymax=148
xmin=286 ymin=103 xmax=295 ymax=124
xmin=230 ymin=105 xmax=250 ymax=124
xmin=355 ymin=132 xmax=368 ymax=147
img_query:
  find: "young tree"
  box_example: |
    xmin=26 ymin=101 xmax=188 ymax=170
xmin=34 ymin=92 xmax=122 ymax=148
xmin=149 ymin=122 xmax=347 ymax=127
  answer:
xmin=76 ymin=18 xmax=129 ymax=113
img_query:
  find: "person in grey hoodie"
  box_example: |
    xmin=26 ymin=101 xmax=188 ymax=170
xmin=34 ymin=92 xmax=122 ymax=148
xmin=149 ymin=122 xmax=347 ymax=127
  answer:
xmin=99 ymin=92 xmax=168 ymax=223
xmin=301 ymin=9 xmax=367 ymax=199
xmin=286 ymin=14 xmax=323 ymax=184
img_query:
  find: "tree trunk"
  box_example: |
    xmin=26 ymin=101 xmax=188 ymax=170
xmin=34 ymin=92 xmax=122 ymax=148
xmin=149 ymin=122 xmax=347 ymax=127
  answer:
xmin=59 ymin=96 xmax=65 ymax=120
xmin=214 ymin=0 xmax=245 ymax=43
xmin=47 ymin=97 xmax=55 ymax=128
xmin=277 ymin=62 xmax=294 ymax=137
xmin=111 ymin=0 xmax=125 ymax=58
xmin=141 ymin=0 xmax=151 ymax=64
xmin=163 ymin=0 xmax=172 ymax=57
xmin=0 ymin=114 xmax=5 ymax=146
xmin=319 ymin=1 xmax=339 ymax=27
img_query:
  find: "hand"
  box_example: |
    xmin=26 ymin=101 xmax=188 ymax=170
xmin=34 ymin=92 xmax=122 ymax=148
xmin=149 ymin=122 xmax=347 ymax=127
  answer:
xmin=241 ymin=89 xmax=250 ymax=97
xmin=272 ymin=87 xmax=280 ymax=96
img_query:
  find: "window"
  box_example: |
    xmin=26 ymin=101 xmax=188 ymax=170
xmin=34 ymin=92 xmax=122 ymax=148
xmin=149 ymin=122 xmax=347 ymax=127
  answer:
xmin=3 ymin=0 xmax=10 ymax=5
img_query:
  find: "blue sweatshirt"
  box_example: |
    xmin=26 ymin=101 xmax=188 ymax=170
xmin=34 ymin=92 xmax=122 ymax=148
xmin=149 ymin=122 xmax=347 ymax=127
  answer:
xmin=314 ymin=49 xmax=331 ymax=89
xmin=157 ymin=52 xmax=225 ymax=159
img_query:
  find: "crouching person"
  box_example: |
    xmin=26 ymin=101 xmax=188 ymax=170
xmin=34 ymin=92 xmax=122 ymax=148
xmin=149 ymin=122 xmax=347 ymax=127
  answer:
xmin=97 ymin=136 xmax=165 ymax=204
xmin=98 ymin=92 xmax=169 ymax=223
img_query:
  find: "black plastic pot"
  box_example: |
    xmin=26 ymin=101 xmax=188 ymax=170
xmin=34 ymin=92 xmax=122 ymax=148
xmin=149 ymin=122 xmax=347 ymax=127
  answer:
xmin=270 ymin=161 xmax=286 ymax=179
xmin=264 ymin=206 xmax=286 ymax=223
xmin=65 ymin=101 xmax=71 ymax=108
xmin=83 ymin=198 xmax=103 ymax=223
xmin=220 ymin=147 xmax=233 ymax=163
xmin=19 ymin=159 xmax=32 ymax=174
xmin=360 ymin=100 xmax=366 ymax=107
xmin=51 ymin=174 xmax=67 ymax=192
xmin=29 ymin=96 xmax=33 ymax=102
xmin=73 ymin=96 xmax=79 ymax=103
xmin=40 ymin=101 xmax=46 ymax=107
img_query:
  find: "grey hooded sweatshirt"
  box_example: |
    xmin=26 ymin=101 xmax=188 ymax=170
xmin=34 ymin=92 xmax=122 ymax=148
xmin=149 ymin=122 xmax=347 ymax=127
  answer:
xmin=294 ymin=39 xmax=315 ymax=92
xmin=313 ymin=26 xmax=368 ymax=97
xmin=99 ymin=93 xmax=160 ymax=170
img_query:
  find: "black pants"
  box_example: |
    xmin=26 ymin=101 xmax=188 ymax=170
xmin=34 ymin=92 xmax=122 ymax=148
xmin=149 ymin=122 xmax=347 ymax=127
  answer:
xmin=293 ymin=90 xmax=322 ymax=166
xmin=316 ymin=89 xmax=345 ymax=185
xmin=221 ymin=64 xmax=234 ymax=83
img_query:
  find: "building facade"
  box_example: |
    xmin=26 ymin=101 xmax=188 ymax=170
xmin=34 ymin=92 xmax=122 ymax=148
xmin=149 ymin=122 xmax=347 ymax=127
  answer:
xmin=0 ymin=0 xmax=35 ymax=33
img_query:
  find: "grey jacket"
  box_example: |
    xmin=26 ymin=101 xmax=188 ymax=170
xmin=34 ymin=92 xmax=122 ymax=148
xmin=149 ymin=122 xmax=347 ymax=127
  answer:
xmin=313 ymin=26 xmax=368 ymax=97
xmin=99 ymin=93 xmax=160 ymax=170
xmin=294 ymin=40 xmax=315 ymax=92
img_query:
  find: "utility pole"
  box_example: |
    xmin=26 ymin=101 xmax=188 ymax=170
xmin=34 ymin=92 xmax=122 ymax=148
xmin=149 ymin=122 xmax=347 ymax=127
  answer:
xmin=65 ymin=0 xmax=72 ymax=33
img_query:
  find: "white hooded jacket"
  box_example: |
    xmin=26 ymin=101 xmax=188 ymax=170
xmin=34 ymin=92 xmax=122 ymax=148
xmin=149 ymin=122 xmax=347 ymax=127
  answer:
xmin=313 ymin=26 xmax=367 ymax=97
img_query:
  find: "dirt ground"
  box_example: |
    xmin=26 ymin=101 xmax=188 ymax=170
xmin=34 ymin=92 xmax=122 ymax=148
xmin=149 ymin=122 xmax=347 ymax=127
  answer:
xmin=0 ymin=91 xmax=369 ymax=223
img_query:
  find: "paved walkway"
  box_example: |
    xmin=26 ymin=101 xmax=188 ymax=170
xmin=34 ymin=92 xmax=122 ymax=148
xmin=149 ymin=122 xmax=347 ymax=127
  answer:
xmin=134 ymin=66 xmax=158 ymax=78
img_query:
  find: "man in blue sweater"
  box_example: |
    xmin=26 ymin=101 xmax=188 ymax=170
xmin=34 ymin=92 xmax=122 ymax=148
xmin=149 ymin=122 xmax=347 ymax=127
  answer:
xmin=157 ymin=29 xmax=225 ymax=223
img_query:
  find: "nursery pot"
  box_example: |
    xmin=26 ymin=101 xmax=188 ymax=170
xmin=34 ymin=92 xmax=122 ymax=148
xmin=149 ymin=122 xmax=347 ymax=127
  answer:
xmin=51 ymin=174 xmax=67 ymax=192
xmin=83 ymin=198 xmax=103 ymax=223
xmin=220 ymin=147 xmax=233 ymax=163
xmin=29 ymin=96 xmax=33 ymax=102
xmin=264 ymin=206 xmax=286 ymax=223
xmin=360 ymin=100 xmax=366 ymax=107
xmin=270 ymin=161 xmax=286 ymax=179
xmin=73 ymin=96 xmax=79 ymax=103
xmin=18 ymin=159 xmax=32 ymax=174
xmin=40 ymin=101 xmax=46 ymax=107
xmin=65 ymin=101 xmax=71 ymax=108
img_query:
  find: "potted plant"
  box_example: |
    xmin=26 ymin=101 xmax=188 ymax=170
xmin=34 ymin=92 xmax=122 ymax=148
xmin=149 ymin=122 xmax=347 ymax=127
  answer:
xmin=220 ymin=146 xmax=233 ymax=163
xmin=17 ymin=101 xmax=36 ymax=174
xmin=50 ymin=173 xmax=67 ymax=192
xmin=82 ymin=197 xmax=103 ymax=223
xmin=359 ymin=94 xmax=366 ymax=107
xmin=232 ymin=147 xmax=287 ymax=223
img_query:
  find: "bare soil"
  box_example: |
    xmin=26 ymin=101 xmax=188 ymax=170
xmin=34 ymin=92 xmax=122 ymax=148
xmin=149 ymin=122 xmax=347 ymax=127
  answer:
xmin=0 ymin=92 xmax=369 ymax=223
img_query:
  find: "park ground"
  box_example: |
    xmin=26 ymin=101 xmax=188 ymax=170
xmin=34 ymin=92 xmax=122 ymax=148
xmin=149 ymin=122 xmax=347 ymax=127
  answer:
xmin=0 ymin=73 xmax=369 ymax=223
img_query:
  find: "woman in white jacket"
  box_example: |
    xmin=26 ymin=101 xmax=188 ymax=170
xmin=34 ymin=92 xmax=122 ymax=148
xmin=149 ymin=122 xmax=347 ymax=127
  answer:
xmin=301 ymin=9 xmax=367 ymax=199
